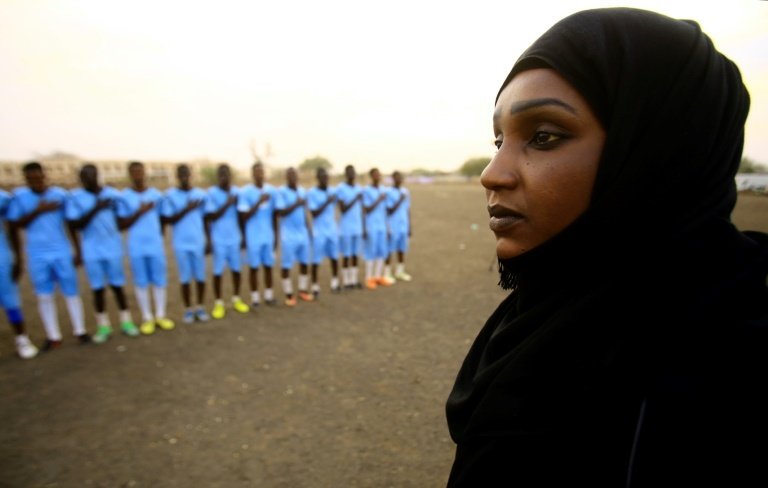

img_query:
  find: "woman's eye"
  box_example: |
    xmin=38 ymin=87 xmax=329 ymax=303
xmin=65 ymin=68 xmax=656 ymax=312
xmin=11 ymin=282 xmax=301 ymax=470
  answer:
xmin=493 ymin=139 xmax=503 ymax=150
xmin=530 ymin=131 xmax=562 ymax=147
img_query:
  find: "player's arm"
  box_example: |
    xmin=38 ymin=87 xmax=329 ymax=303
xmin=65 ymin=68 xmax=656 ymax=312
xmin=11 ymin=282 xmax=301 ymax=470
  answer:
xmin=8 ymin=222 xmax=23 ymax=281
xmin=207 ymin=194 xmax=237 ymax=222
xmin=163 ymin=199 xmax=200 ymax=225
xmin=310 ymin=194 xmax=336 ymax=218
xmin=339 ymin=193 xmax=362 ymax=214
xmin=69 ymin=199 xmax=112 ymax=229
xmin=118 ymin=202 xmax=154 ymax=230
xmin=14 ymin=200 xmax=61 ymax=228
xmin=276 ymin=197 xmax=305 ymax=217
xmin=272 ymin=212 xmax=279 ymax=251
xmin=363 ymin=193 xmax=386 ymax=213
xmin=67 ymin=221 xmax=83 ymax=266
xmin=387 ymin=193 xmax=406 ymax=216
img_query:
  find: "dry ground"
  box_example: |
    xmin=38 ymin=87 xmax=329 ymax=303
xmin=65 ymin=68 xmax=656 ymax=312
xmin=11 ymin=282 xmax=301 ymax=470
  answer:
xmin=0 ymin=185 xmax=765 ymax=487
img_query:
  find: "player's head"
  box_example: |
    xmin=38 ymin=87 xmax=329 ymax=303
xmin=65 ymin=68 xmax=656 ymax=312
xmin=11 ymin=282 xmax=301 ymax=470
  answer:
xmin=316 ymin=167 xmax=328 ymax=188
xmin=217 ymin=163 xmax=231 ymax=188
xmin=252 ymin=161 xmax=265 ymax=186
xmin=393 ymin=171 xmax=403 ymax=187
xmin=369 ymin=167 xmax=381 ymax=185
xmin=128 ymin=161 xmax=145 ymax=187
xmin=286 ymin=167 xmax=298 ymax=187
xmin=344 ymin=164 xmax=356 ymax=183
xmin=80 ymin=163 xmax=99 ymax=190
xmin=22 ymin=161 xmax=46 ymax=193
xmin=177 ymin=164 xmax=191 ymax=189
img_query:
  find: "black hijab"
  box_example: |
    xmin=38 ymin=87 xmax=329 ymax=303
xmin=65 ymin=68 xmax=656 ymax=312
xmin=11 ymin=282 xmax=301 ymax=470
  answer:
xmin=446 ymin=8 xmax=768 ymax=486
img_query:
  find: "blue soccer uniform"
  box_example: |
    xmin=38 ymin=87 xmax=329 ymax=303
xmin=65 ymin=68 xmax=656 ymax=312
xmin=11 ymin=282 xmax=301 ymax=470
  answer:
xmin=363 ymin=184 xmax=389 ymax=260
xmin=238 ymin=183 xmax=278 ymax=269
xmin=336 ymin=182 xmax=364 ymax=258
xmin=276 ymin=185 xmax=311 ymax=270
xmin=162 ymin=187 xmax=208 ymax=285
xmin=386 ymin=186 xmax=411 ymax=254
xmin=205 ymin=185 xmax=242 ymax=276
xmin=308 ymin=185 xmax=340 ymax=294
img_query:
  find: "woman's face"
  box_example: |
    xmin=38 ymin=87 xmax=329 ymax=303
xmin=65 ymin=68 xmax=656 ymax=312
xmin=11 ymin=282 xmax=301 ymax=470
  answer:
xmin=483 ymin=68 xmax=605 ymax=259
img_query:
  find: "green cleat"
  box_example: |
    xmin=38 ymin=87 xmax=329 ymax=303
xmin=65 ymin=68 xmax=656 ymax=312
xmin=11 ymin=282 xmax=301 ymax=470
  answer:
xmin=121 ymin=321 xmax=140 ymax=337
xmin=93 ymin=325 xmax=112 ymax=344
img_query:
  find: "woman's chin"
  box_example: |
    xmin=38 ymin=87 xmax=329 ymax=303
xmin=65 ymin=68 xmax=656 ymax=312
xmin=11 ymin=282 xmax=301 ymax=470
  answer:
xmin=495 ymin=239 xmax=528 ymax=260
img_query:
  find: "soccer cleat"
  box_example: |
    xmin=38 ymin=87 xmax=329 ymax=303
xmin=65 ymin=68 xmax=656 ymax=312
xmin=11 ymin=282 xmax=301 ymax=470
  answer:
xmin=395 ymin=271 xmax=412 ymax=282
xmin=212 ymin=302 xmax=226 ymax=319
xmin=298 ymin=291 xmax=314 ymax=302
xmin=284 ymin=296 xmax=297 ymax=307
xmin=77 ymin=333 xmax=92 ymax=344
xmin=182 ymin=310 xmax=195 ymax=324
xmin=15 ymin=335 xmax=38 ymax=359
xmin=264 ymin=299 xmax=277 ymax=306
xmin=365 ymin=278 xmax=378 ymax=290
xmin=195 ymin=308 xmax=210 ymax=322
xmin=140 ymin=320 xmax=156 ymax=335
xmin=156 ymin=317 xmax=175 ymax=331
xmin=251 ymin=301 xmax=260 ymax=308
xmin=377 ymin=276 xmax=395 ymax=287
xmin=41 ymin=339 xmax=62 ymax=351
xmin=93 ymin=325 xmax=112 ymax=344
xmin=121 ymin=321 xmax=140 ymax=337
xmin=232 ymin=297 xmax=250 ymax=313
xmin=313 ymin=290 xmax=320 ymax=299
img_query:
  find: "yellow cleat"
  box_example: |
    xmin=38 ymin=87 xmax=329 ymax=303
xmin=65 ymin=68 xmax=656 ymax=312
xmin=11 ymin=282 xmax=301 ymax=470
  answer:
xmin=140 ymin=320 xmax=156 ymax=335
xmin=232 ymin=297 xmax=250 ymax=313
xmin=212 ymin=302 xmax=226 ymax=319
xmin=156 ymin=317 xmax=175 ymax=331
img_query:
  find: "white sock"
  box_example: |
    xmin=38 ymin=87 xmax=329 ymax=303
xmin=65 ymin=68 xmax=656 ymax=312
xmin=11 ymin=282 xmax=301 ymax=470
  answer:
xmin=251 ymin=291 xmax=260 ymax=304
xmin=312 ymin=283 xmax=321 ymax=293
xmin=298 ymin=274 xmax=309 ymax=291
xmin=153 ymin=286 xmax=167 ymax=319
xmin=231 ymin=295 xmax=242 ymax=304
xmin=396 ymin=263 xmax=405 ymax=275
xmin=374 ymin=259 xmax=384 ymax=279
xmin=343 ymin=268 xmax=351 ymax=286
xmin=119 ymin=309 xmax=132 ymax=324
xmin=365 ymin=261 xmax=374 ymax=280
xmin=384 ymin=265 xmax=392 ymax=277
xmin=352 ymin=266 xmax=359 ymax=284
xmin=330 ymin=277 xmax=339 ymax=290
xmin=215 ymin=299 xmax=224 ymax=306
xmin=135 ymin=287 xmax=154 ymax=322
xmin=37 ymin=294 xmax=62 ymax=341
xmin=96 ymin=312 xmax=110 ymax=327
xmin=282 ymin=278 xmax=293 ymax=295
xmin=65 ymin=295 xmax=86 ymax=335
xmin=264 ymin=288 xmax=274 ymax=301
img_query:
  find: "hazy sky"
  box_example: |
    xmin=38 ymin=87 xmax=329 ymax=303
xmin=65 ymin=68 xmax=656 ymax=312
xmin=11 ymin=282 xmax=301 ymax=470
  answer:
xmin=1 ymin=0 xmax=766 ymax=173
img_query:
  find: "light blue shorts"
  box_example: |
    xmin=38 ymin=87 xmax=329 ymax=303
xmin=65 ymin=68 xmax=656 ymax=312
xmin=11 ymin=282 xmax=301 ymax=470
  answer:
xmin=339 ymin=234 xmax=362 ymax=258
xmin=312 ymin=235 xmax=339 ymax=265
xmin=29 ymin=255 xmax=79 ymax=296
xmin=130 ymin=254 xmax=167 ymax=288
xmin=389 ymin=231 xmax=409 ymax=254
xmin=247 ymin=242 xmax=275 ymax=268
xmin=281 ymin=237 xmax=311 ymax=270
xmin=364 ymin=230 xmax=389 ymax=260
xmin=213 ymin=243 xmax=241 ymax=276
xmin=84 ymin=257 xmax=125 ymax=290
xmin=0 ymin=262 xmax=21 ymax=309
xmin=175 ymin=249 xmax=206 ymax=284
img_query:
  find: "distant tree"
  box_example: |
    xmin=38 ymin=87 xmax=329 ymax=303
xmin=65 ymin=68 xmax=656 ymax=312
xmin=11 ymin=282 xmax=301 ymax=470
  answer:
xmin=459 ymin=157 xmax=491 ymax=177
xmin=299 ymin=156 xmax=332 ymax=172
xmin=739 ymin=157 xmax=767 ymax=174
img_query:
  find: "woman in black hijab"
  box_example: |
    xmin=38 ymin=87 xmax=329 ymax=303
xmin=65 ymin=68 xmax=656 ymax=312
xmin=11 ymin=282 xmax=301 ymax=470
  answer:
xmin=446 ymin=8 xmax=768 ymax=487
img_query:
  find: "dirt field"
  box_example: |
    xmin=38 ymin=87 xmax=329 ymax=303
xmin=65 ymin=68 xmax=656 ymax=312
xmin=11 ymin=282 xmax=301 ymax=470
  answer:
xmin=0 ymin=185 xmax=765 ymax=487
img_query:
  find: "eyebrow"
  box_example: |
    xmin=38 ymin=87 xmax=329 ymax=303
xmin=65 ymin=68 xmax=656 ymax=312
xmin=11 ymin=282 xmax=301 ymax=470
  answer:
xmin=509 ymin=97 xmax=576 ymax=115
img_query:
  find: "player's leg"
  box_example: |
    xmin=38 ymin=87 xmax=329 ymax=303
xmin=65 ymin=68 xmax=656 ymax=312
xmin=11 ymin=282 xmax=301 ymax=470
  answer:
xmin=54 ymin=256 xmax=89 ymax=342
xmin=248 ymin=243 xmax=261 ymax=307
xmin=149 ymin=254 xmax=174 ymax=331
xmin=340 ymin=235 xmax=351 ymax=289
xmin=375 ymin=231 xmax=393 ymax=286
xmin=229 ymin=244 xmax=248 ymax=313
xmin=364 ymin=233 xmax=378 ymax=290
xmin=192 ymin=249 xmax=209 ymax=322
xmin=311 ymin=235 xmax=324 ymax=297
xmin=262 ymin=242 xmax=276 ymax=305
xmin=131 ymin=255 xmax=155 ymax=335
xmin=176 ymin=249 xmax=195 ymax=324
xmin=281 ymin=239 xmax=296 ymax=306
xmin=0 ymin=261 xmax=37 ymax=358
xmin=351 ymin=236 xmax=362 ymax=288
xmin=297 ymin=238 xmax=313 ymax=302
xmin=84 ymin=258 xmax=111 ymax=344
xmin=395 ymin=233 xmax=412 ymax=281
xmin=211 ymin=245 xmax=226 ymax=319
xmin=329 ymin=236 xmax=341 ymax=293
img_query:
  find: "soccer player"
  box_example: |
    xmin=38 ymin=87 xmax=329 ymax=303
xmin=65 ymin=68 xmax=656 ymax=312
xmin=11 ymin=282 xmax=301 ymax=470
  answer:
xmin=0 ymin=188 xmax=38 ymax=359
xmin=336 ymin=165 xmax=364 ymax=289
xmin=237 ymin=161 xmax=278 ymax=308
xmin=205 ymin=163 xmax=249 ymax=319
xmin=385 ymin=170 xmax=412 ymax=282
xmin=307 ymin=167 xmax=341 ymax=297
xmin=161 ymin=164 xmax=210 ymax=324
xmin=275 ymin=167 xmax=313 ymax=306
xmin=362 ymin=167 xmax=393 ymax=289
xmin=67 ymin=164 xmax=139 ymax=343
xmin=116 ymin=161 xmax=174 ymax=335
xmin=7 ymin=162 xmax=89 ymax=350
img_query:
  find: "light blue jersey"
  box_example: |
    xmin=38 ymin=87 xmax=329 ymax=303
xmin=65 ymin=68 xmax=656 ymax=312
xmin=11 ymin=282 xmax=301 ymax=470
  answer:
xmin=308 ymin=186 xmax=338 ymax=238
xmin=276 ymin=186 xmax=309 ymax=242
xmin=0 ymin=191 xmax=21 ymax=309
xmin=386 ymin=186 xmax=410 ymax=234
xmin=362 ymin=185 xmax=388 ymax=232
xmin=0 ymin=191 xmax=13 ymax=264
xmin=336 ymin=182 xmax=363 ymax=237
xmin=237 ymin=183 xmax=278 ymax=246
xmin=205 ymin=186 xmax=241 ymax=247
xmin=6 ymin=186 xmax=72 ymax=258
xmin=65 ymin=186 xmax=123 ymax=260
xmin=162 ymin=187 xmax=207 ymax=252
xmin=116 ymin=187 xmax=164 ymax=257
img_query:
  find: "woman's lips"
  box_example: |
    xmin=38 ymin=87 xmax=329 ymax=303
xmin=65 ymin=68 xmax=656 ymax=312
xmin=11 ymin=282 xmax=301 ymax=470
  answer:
xmin=487 ymin=205 xmax=524 ymax=233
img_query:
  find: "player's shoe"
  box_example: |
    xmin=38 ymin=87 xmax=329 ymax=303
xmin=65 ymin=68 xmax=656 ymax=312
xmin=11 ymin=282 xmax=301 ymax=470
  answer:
xmin=377 ymin=275 xmax=395 ymax=287
xmin=284 ymin=296 xmax=297 ymax=307
xmin=395 ymin=271 xmax=412 ymax=282
xmin=232 ymin=297 xmax=250 ymax=313
xmin=299 ymin=291 xmax=314 ymax=302
xmin=195 ymin=307 xmax=210 ymax=322
xmin=121 ymin=321 xmax=140 ymax=337
xmin=182 ymin=310 xmax=195 ymax=324
xmin=77 ymin=333 xmax=92 ymax=344
xmin=41 ymin=339 xmax=62 ymax=351
xmin=366 ymin=278 xmax=378 ymax=290
xmin=212 ymin=302 xmax=226 ymax=319
xmin=93 ymin=325 xmax=112 ymax=344
xmin=156 ymin=317 xmax=175 ymax=331
xmin=140 ymin=320 xmax=156 ymax=335
xmin=264 ymin=299 xmax=277 ymax=306
xmin=15 ymin=335 xmax=38 ymax=359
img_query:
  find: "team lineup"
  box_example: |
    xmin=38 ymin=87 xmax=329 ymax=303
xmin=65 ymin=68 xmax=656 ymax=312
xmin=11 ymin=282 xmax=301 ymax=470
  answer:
xmin=0 ymin=161 xmax=412 ymax=359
